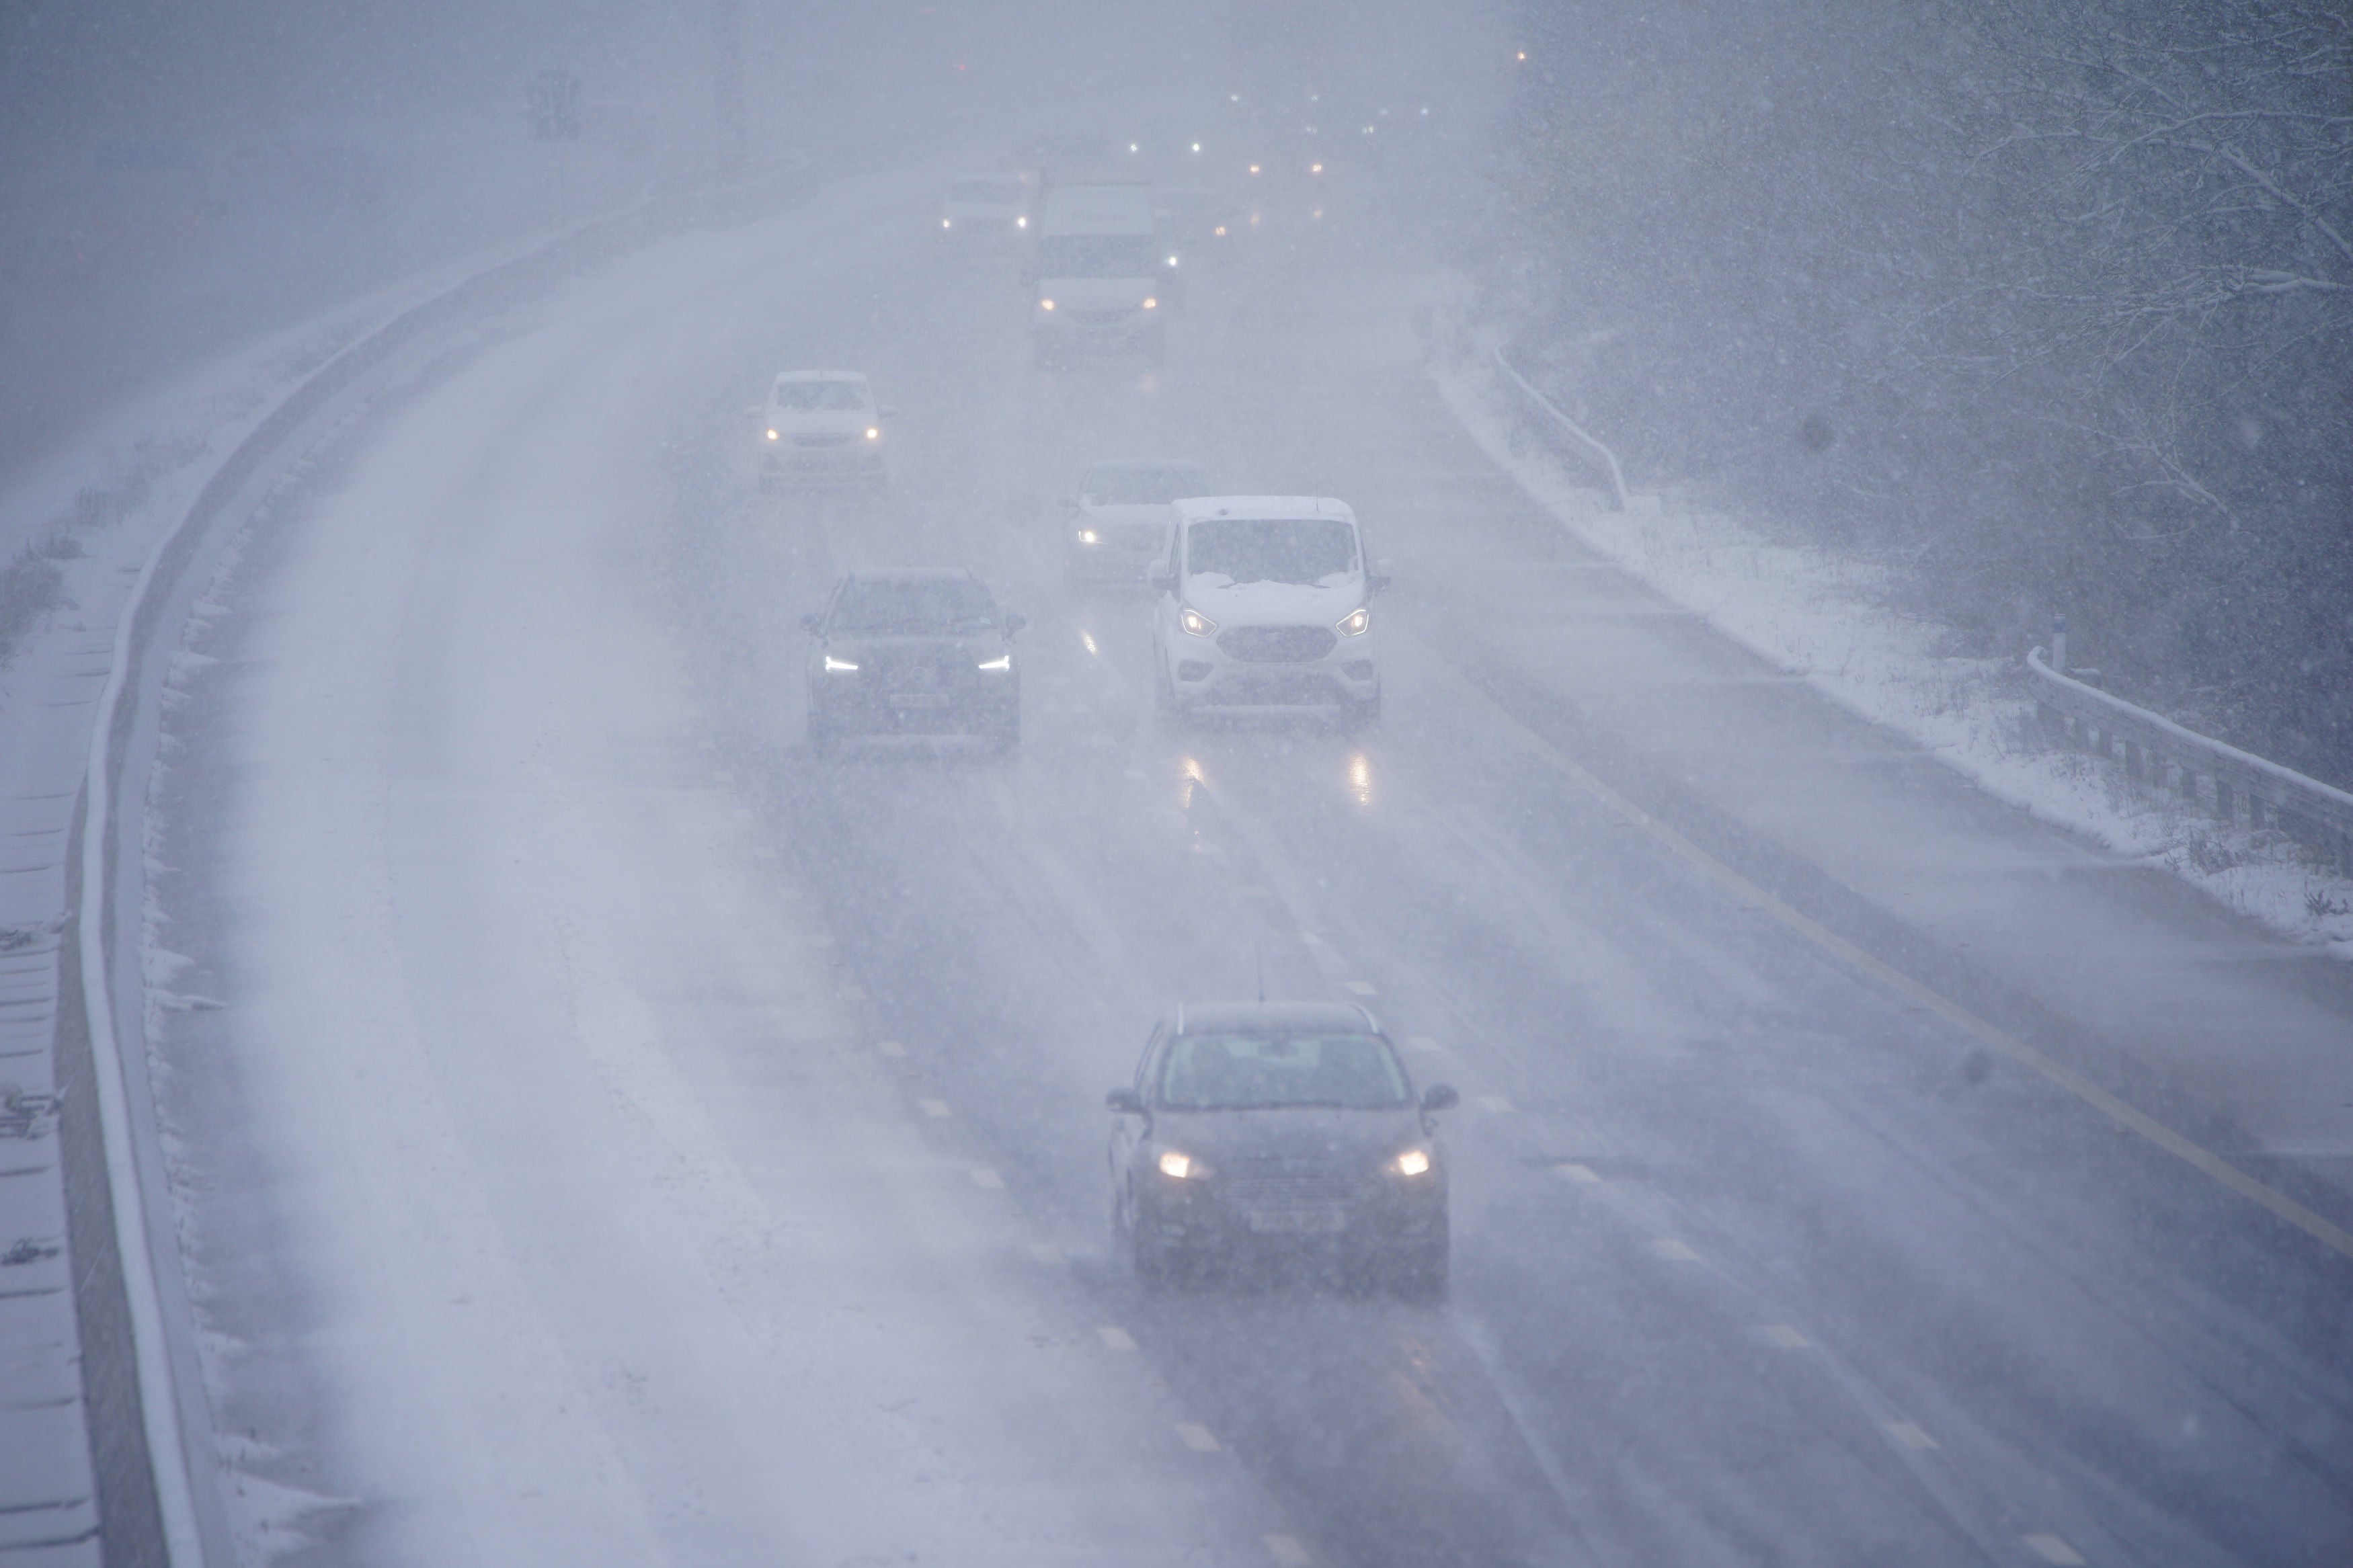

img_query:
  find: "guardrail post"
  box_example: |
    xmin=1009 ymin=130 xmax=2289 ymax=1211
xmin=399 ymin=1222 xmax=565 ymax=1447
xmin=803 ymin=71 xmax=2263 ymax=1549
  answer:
xmin=2050 ymin=615 xmax=2067 ymax=679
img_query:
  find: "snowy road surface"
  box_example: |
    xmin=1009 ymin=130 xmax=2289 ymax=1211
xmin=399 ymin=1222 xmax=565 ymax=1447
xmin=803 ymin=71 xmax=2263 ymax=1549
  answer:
xmin=136 ymin=161 xmax=2353 ymax=1566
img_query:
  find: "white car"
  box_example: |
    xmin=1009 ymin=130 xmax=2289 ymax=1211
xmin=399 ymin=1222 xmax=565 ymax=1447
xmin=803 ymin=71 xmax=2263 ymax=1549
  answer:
xmin=1150 ymin=497 xmax=1388 ymax=728
xmin=939 ymin=175 xmax=1031 ymax=235
xmin=751 ymin=372 xmax=889 ymax=491
xmin=1062 ymin=460 xmax=1207 ymax=591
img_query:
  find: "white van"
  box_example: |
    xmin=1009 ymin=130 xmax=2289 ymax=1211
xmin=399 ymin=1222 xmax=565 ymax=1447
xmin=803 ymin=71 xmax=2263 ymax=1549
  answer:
xmin=1029 ymin=184 xmax=1164 ymax=364
xmin=1149 ymin=497 xmax=1389 ymax=728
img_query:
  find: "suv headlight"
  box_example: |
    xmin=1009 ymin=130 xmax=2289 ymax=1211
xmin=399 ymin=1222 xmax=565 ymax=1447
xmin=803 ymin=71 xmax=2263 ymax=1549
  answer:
xmin=1337 ymin=606 xmax=1371 ymax=636
xmin=1179 ymin=606 xmax=1216 ymax=637
xmin=823 ymin=654 xmax=859 ymax=673
xmin=1390 ymin=1147 xmax=1433 ymax=1178
xmin=1158 ymin=1149 xmax=1213 ymax=1180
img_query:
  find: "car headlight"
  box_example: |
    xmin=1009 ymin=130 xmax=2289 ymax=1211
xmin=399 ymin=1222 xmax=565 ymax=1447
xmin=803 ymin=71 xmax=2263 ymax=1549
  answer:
xmin=1016 ymin=214 xmax=1028 ymax=228
xmin=1142 ymin=297 xmax=1158 ymax=310
xmin=822 ymin=654 xmax=859 ymax=673
xmin=865 ymin=427 xmax=880 ymax=440
xmin=1390 ymin=1147 xmax=1433 ymax=1178
xmin=1158 ymin=1149 xmax=1212 ymax=1180
xmin=977 ymin=653 xmax=1011 ymax=671
xmin=1039 ymin=298 xmax=1055 ymax=311
xmin=1076 ymin=528 xmax=1099 ymax=545
xmin=766 ymin=428 xmax=779 ymax=441
xmin=1166 ymin=255 xmax=1180 ymax=267
xmin=1337 ymin=606 xmax=1371 ymax=636
xmin=1178 ymin=606 xmax=1216 ymax=637
xmin=941 ymin=217 xmax=952 ymax=229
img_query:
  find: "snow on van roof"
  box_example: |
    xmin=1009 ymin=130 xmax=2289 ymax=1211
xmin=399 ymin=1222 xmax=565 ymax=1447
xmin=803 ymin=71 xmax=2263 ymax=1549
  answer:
xmin=1171 ymin=495 xmax=1356 ymax=523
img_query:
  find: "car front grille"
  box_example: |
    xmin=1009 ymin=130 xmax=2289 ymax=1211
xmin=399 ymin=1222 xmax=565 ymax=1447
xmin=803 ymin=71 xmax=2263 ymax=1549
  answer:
xmin=1224 ymin=1173 xmax=1357 ymax=1209
xmin=793 ymin=433 xmax=859 ymax=448
xmin=1207 ymin=672 xmax=1339 ymax=706
xmin=1072 ymin=309 xmax=1132 ymax=326
xmin=1219 ymin=626 xmax=1337 ymax=663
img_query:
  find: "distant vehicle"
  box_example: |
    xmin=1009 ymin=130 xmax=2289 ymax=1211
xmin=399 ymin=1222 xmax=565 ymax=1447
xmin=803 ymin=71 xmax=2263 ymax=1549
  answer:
xmin=1149 ymin=496 xmax=1388 ymax=728
xmin=1061 ymin=460 xmax=1209 ymax=591
xmin=802 ymin=569 xmax=1025 ymax=753
xmin=1029 ymin=184 xmax=1165 ymax=365
xmin=1107 ymin=1001 xmax=1456 ymax=1295
xmin=752 ymin=372 xmax=889 ymax=491
xmin=939 ymin=175 xmax=1030 ymax=235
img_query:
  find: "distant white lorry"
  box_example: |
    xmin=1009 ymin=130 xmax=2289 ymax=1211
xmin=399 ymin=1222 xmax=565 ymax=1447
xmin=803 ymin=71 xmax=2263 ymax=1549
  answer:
xmin=1028 ymin=184 xmax=1165 ymax=365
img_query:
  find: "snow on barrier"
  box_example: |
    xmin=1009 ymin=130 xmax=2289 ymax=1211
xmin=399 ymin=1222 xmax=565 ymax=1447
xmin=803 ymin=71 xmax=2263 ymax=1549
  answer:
xmin=58 ymin=123 xmax=974 ymax=1568
xmin=2028 ymin=645 xmax=2353 ymax=877
xmin=1489 ymin=345 xmax=1630 ymax=513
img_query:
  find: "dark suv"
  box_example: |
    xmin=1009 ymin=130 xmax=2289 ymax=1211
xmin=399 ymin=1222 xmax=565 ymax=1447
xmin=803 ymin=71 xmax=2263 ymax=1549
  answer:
xmin=1107 ymin=1001 xmax=1457 ymax=1296
xmin=803 ymin=569 xmax=1025 ymax=753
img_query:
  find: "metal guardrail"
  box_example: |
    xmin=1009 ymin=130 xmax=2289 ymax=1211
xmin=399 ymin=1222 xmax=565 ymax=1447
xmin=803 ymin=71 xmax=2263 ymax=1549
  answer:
xmin=1491 ymin=346 xmax=1630 ymax=512
xmin=2027 ymin=646 xmax=2353 ymax=876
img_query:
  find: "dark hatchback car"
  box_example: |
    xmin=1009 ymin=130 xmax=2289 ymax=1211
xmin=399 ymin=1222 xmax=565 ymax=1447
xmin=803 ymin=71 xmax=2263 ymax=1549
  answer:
xmin=803 ymin=569 xmax=1025 ymax=753
xmin=1108 ymin=1001 xmax=1458 ymax=1296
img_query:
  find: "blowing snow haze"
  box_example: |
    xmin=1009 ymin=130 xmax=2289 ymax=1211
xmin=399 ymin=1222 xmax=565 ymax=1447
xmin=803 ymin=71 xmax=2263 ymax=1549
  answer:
xmin=1 ymin=3 xmax=2350 ymax=1567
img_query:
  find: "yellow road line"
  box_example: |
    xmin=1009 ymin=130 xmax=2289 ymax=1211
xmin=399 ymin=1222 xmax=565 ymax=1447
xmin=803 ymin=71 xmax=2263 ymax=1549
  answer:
xmin=1434 ymin=662 xmax=2353 ymax=1262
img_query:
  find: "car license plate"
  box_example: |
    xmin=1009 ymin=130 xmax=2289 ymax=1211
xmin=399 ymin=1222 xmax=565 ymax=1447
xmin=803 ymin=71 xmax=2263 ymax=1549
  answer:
xmin=1246 ymin=1208 xmax=1348 ymax=1235
xmin=889 ymin=693 xmax=953 ymax=709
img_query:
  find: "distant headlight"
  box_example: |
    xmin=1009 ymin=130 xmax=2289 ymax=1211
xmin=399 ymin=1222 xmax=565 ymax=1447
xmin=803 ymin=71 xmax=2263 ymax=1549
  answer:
xmin=1165 ymin=254 xmax=1180 ymax=267
xmin=1142 ymin=297 xmax=1158 ymax=310
xmin=1337 ymin=606 xmax=1371 ymax=636
xmin=1076 ymin=528 xmax=1099 ymax=544
xmin=1158 ymin=1149 xmax=1211 ymax=1180
xmin=865 ymin=427 xmax=880 ymax=440
xmin=1391 ymin=1147 xmax=1433 ymax=1178
xmin=977 ymin=653 xmax=1012 ymax=671
xmin=822 ymin=655 xmax=859 ymax=673
xmin=1039 ymin=298 xmax=1055 ymax=311
xmin=1016 ymin=214 xmax=1028 ymax=228
xmin=1178 ymin=606 xmax=1216 ymax=637
xmin=941 ymin=217 xmax=952 ymax=229
xmin=765 ymin=428 xmax=779 ymax=440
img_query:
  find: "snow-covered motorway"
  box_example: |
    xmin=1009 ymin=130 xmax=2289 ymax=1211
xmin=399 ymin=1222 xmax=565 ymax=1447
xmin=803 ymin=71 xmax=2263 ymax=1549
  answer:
xmin=131 ymin=156 xmax=2353 ymax=1567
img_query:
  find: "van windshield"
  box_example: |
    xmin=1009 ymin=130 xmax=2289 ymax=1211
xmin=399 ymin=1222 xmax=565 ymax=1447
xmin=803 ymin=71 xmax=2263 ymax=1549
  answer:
xmin=1038 ymin=236 xmax=1158 ymax=277
xmin=772 ymin=380 xmax=868 ymax=411
xmin=1185 ymin=519 xmax=1358 ymax=587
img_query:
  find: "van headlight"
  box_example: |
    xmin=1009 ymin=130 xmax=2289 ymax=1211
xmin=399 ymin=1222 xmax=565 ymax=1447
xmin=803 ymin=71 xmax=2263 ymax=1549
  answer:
xmin=1390 ymin=1147 xmax=1433 ymax=1178
xmin=1337 ymin=606 xmax=1371 ymax=636
xmin=765 ymin=429 xmax=779 ymax=441
xmin=1179 ymin=606 xmax=1216 ymax=637
xmin=1158 ymin=1149 xmax=1212 ymax=1180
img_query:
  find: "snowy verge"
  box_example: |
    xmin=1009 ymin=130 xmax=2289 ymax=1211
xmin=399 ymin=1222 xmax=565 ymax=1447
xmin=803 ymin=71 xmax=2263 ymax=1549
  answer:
xmin=1433 ymin=360 xmax=2353 ymax=958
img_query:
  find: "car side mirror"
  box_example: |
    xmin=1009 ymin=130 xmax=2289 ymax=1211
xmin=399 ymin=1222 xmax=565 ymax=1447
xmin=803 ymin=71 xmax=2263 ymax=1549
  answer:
xmin=1369 ymin=558 xmax=1394 ymax=594
xmin=799 ymin=613 xmax=824 ymax=635
xmin=1004 ymin=612 xmax=1028 ymax=636
xmin=1419 ymin=1084 xmax=1458 ymax=1112
xmin=1107 ymin=1087 xmax=1146 ymax=1114
xmin=1148 ymin=563 xmax=1174 ymax=591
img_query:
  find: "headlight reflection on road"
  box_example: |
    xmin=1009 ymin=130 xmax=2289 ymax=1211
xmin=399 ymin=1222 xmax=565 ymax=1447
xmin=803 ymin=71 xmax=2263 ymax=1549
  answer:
xmin=1347 ymin=751 xmax=1373 ymax=807
xmin=1080 ymin=630 xmax=1099 ymax=656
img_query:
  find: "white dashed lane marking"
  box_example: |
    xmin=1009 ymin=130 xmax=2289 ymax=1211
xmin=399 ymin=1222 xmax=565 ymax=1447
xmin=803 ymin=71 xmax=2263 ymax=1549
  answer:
xmin=1343 ymin=980 xmax=1378 ymax=996
xmin=969 ymin=1167 xmax=1004 ymax=1190
xmin=1648 ymin=1238 xmax=1700 ymax=1262
xmin=1174 ymin=1423 xmax=1221 ymax=1452
xmin=1552 ymin=1162 xmax=1601 ymax=1184
xmin=1475 ymin=1094 xmax=1514 ymax=1114
xmin=1886 ymin=1421 xmax=1938 ymax=1450
xmin=1027 ymin=1243 xmax=1064 ymax=1266
xmin=1264 ymin=1534 xmax=1311 ymax=1566
xmin=1096 ymin=1325 xmax=1138 ymax=1351
xmin=1403 ymin=1034 xmax=1443 ymax=1053
xmin=918 ymin=1098 xmax=951 ymax=1118
xmin=1760 ymin=1324 xmax=1810 ymax=1349
xmin=2024 ymin=1535 xmax=2086 ymax=1565
xmin=877 ymin=1040 xmax=905 ymax=1057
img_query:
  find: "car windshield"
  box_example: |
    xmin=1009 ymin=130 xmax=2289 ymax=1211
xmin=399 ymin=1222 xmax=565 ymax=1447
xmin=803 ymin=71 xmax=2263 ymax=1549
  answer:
xmin=772 ymin=380 xmax=868 ymax=411
xmin=1185 ymin=518 xmax=1358 ymax=586
xmin=1083 ymin=467 xmax=1208 ymax=504
xmin=830 ymin=579 xmax=998 ymax=634
xmin=951 ymin=180 xmax=1021 ymax=202
xmin=1157 ymin=1032 xmax=1411 ymax=1112
xmin=1037 ymin=235 xmax=1158 ymax=276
